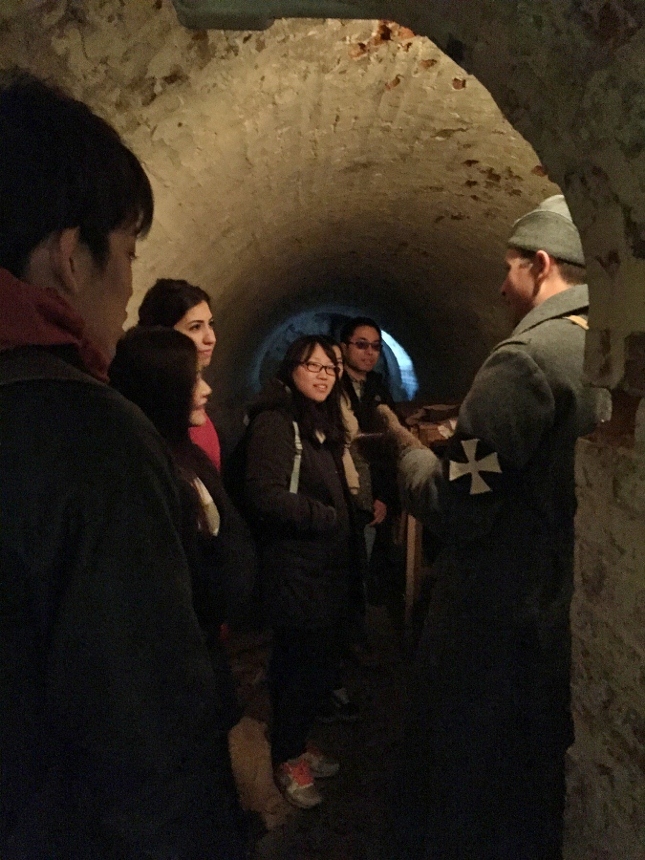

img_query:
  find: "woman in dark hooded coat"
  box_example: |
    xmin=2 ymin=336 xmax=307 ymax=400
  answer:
xmin=109 ymin=325 xmax=254 ymax=849
xmin=109 ymin=327 xmax=252 ymax=715
xmin=243 ymin=335 xmax=361 ymax=810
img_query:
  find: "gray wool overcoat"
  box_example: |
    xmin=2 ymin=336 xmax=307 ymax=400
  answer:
xmin=393 ymin=284 xmax=604 ymax=859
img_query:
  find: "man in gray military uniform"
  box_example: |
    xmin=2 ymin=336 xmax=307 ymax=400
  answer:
xmin=382 ymin=196 xmax=602 ymax=859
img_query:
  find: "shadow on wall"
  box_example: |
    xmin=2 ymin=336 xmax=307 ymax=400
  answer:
xmin=250 ymin=306 xmax=419 ymax=401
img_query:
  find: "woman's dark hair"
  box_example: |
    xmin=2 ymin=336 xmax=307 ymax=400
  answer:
xmin=275 ymin=335 xmax=346 ymax=448
xmin=138 ymin=279 xmax=212 ymax=327
xmin=318 ymin=334 xmax=341 ymax=351
xmin=110 ymin=326 xmax=223 ymax=535
xmin=109 ymin=327 xmax=197 ymax=446
xmin=0 ymin=70 xmax=153 ymax=277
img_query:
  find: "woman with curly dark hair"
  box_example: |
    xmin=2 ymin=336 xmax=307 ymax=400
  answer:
xmin=137 ymin=278 xmax=221 ymax=470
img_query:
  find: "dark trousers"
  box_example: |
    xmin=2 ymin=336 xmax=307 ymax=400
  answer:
xmin=269 ymin=626 xmax=341 ymax=766
xmin=366 ymin=517 xmax=405 ymax=610
xmin=391 ymin=626 xmax=570 ymax=860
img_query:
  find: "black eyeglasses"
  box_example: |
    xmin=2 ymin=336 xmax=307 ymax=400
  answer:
xmin=299 ymin=361 xmax=338 ymax=377
xmin=347 ymin=339 xmax=382 ymax=352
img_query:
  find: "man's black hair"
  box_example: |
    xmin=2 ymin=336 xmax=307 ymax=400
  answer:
xmin=339 ymin=316 xmax=382 ymax=344
xmin=0 ymin=69 xmax=153 ymax=277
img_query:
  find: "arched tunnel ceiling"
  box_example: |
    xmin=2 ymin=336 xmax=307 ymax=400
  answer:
xmin=0 ymin=1 xmax=558 ymax=405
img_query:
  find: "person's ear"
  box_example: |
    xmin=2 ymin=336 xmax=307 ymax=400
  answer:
xmin=531 ymin=250 xmax=552 ymax=285
xmin=48 ymin=228 xmax=83 ymax=295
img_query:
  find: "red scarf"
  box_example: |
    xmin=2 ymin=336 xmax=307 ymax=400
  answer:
xmin=0 ymin=268 xmax=110 ymax=382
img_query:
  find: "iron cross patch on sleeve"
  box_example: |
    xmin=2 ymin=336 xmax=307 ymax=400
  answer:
xmin=448 ymin=437 xmax=502 ymax=495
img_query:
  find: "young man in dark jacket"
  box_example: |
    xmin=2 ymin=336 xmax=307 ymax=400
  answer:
xmin=0 ymin=71 xmax=245 ymax=859
xmin=381 ymin=196 xmax=605 ymax=860
xmin=340 ymin=317 xmax=397 ymax=523
xmin=339 ymin=317 xmax=401 ymax=614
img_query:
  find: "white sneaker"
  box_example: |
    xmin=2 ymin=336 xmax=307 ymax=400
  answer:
xmin=275 ymin=758 xmax=322 ymax=809
xmin=302 ymin=744 xmax=340 ymax=778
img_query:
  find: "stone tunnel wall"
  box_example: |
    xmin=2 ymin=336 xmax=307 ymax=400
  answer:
xmin=567 ymin=434 xmax=645 ymax=860
xmin=387 ymin=0 xmax=645 ymax=396
xmin=0 ymin=1 xmax=559 ymax=408
xmin=2 ymin=1 xmax=645 ymax=856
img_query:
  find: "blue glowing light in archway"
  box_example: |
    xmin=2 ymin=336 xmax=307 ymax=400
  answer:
xmin=381 ymin=330 xmax=418 ymax=399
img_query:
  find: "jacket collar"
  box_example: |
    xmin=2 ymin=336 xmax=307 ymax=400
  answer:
xmin=512 ymin=283 xmax=589 ymax=337
xmin=0 ymin=267 xmax=110 ymax=382
xmin=248 ymin=377 xmax=293 ymax=419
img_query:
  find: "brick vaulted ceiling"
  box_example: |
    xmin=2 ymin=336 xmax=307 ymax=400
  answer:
xmin=0 ymin=1 xmax=563 ymax=405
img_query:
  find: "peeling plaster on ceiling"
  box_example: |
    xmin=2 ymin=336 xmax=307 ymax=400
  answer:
xmin=0 ymin=2 xmax=557 ymax=407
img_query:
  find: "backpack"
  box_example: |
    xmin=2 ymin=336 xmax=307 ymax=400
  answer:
xmin=223 ymin=417 xmax=303 ymax=517
xmin=221 ymin=417 xmax=303 ymax=631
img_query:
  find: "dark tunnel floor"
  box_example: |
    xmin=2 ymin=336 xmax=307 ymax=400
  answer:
xmin=227 ymin=606 xmax=600 ymax=860
xmin=227 ymin=605 xmax=409 ymax=860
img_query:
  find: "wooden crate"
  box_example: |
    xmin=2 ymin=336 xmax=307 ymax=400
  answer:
xmin=401 ymin=404 xmax=459 ymax=624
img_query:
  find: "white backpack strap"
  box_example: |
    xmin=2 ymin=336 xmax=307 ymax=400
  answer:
xmin=289 ymin=421 xmax=303 ymax=494
xmin=564 ymin=314 xmax=589 ymax=330
xmin=193 ymin=477 xmax=221 ymax=536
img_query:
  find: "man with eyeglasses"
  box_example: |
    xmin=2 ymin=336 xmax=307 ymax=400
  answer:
xmin=339 ymin=317 xmax=398 ymax=608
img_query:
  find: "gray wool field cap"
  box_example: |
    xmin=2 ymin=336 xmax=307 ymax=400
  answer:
xmin=507 ymin=194 xmax=585 ymax=266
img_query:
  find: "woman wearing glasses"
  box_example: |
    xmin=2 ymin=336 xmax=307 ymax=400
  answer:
xmin=244 ymin=335 xmax=358 ymax=809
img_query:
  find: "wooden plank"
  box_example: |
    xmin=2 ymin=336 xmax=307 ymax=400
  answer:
xmin=404 ymin=513 xmax=422 ymax=625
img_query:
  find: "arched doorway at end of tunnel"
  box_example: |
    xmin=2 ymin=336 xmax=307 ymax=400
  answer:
xmin=250 ymin=305 xmax=419 ymax=401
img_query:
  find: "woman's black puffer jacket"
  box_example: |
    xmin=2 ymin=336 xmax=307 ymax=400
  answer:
xmin=244 ymin=380 xmax=352 ymax=630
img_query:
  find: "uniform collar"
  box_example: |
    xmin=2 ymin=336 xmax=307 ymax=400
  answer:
xmin=512 ymin=283 xmax=589 ymax=337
